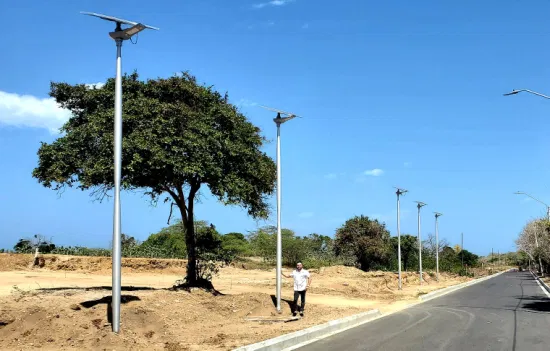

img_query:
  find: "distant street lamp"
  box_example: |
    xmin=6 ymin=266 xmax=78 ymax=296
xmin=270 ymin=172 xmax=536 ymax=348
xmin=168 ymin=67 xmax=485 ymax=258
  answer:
xmin=414 ymin=201 xmax=427 ymax=285
xmin=260 ymin=105 xmax=300 ymax=312
xmin=434 ymin=212 xmax=442 ymax=282
xmin=81 ymin=11 xmax=158 ymax=334
xmin=395 ymin=187 xmax=408 ymax=290
xmin=504 ymin=89 xmax=550 ymax=100
xmin=514 ymin=191 xmax=547 ymax=276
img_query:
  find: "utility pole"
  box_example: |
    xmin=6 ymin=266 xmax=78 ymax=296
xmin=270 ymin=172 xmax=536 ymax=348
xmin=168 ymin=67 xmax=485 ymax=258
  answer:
xmin=434 ymin=212 xmax=442 ymax=282
xmin=492 ymin=248 xmax=494 ymax=267
xmin=260 ymin=106 xmax=299 ymax=312
xmin=81 ymin=11 xmax=158 ymax=334
xmin=395 ymin=187 xmax=408 ymax=290
xmin=414 ymin=201 xmax=427 ymax=285
xmin=461 ymin=233 xmax=464 ymax=268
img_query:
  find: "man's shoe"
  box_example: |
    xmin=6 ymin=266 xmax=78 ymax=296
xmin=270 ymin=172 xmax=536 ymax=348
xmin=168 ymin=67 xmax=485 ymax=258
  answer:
xmin=292 ymin=312 xmax=297 ymax=317
xmin=300 ymin=312 xmax=304 ymax=317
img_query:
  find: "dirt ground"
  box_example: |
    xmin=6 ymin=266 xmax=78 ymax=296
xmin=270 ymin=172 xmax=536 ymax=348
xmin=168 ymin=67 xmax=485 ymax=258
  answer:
xmin=0 ymin=254 xmax=501 ymax=351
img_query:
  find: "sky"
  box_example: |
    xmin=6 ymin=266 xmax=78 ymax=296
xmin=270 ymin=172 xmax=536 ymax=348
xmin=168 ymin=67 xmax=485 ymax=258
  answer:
xmin=2 ymin=0 xmax=550 ymax=255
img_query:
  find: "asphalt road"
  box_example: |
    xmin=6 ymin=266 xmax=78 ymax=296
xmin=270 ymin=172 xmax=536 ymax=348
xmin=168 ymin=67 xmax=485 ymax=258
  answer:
xmin=296 ymin=272 xmax=550 ymax=351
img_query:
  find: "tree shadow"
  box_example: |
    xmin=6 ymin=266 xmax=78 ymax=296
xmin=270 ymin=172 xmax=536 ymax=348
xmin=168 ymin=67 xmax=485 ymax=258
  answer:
xmin=79 ymin=295 xmax=141 ymax=324
xmin=517 ymin=295 xmax=550 ymax=313
xmin=171 ymin=278 xmax=224 ymax=296
xmin=38 ymin=286 xmax=161 ymax=292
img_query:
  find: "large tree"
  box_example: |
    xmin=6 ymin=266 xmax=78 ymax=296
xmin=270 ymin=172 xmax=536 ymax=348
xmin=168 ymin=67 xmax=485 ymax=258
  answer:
xmin=334 ymin=215 xmax=391 ymax=271
xmin=32 ymin=72 xmax=276 ymax=285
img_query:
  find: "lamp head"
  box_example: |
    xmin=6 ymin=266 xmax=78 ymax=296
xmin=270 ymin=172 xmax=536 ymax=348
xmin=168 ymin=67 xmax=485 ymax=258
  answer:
xmin=81 ymin=11 xmax=159 ymax=41
xmin=394 ymin=187 xmax=408 ymax=196
xmin=503 ymin=90 xmax=520 ymax=96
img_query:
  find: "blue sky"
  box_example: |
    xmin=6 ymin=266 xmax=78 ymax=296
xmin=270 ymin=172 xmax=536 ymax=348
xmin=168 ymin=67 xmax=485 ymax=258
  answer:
xmin=2 ymin=0 xmax=550 ymax=255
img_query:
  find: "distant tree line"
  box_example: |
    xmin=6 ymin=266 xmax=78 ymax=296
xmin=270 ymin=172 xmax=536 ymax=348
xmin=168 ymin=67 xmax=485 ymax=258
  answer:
xmin=10 ymin=215 xmax=480 ymax=277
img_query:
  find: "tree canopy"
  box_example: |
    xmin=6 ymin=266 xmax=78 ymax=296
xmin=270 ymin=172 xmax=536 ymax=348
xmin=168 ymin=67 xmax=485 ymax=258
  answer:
xmin=334 ymin=215 xmax=391 ymax=271
xmin=32 ymin=72 xmax=277 ymax=285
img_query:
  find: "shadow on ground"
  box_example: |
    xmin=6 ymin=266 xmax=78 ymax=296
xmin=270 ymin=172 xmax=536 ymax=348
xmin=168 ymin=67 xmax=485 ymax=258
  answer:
xmin=79 ymin=294 xmax=141 ymax=324
xmin=37 ymin=286 xmax=162 ymax=292
xmin=270 ymin=294 xmax=294 ymax=312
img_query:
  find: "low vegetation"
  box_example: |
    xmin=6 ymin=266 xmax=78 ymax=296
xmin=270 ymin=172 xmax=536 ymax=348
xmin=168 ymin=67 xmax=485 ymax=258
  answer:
xmin=9 ymin=215 xmax=481 ymax=279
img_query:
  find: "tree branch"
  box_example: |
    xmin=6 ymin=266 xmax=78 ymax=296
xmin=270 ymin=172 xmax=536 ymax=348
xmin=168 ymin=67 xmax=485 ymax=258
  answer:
xmin=163 ymin=185 xmax=188 ymax=223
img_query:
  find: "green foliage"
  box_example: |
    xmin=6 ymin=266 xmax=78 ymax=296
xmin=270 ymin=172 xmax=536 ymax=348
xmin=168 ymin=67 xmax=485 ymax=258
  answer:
xmin=460 ymin=249 xmax=479 ymax=267
xmin=140 ymin=221 xmax=187 ymax=258
xmin=51 ymin=246 xmax=111 ymax=257
xmin=221 ymin=232 xmax=251 ymax=257
xmin=14 ymin=235 xmax=56 ymax=254
xmin=14 ymin=239 xmax=33 ymax=253
xmin=390 ymin=235 xmax=418 ymax=271
xmin=334 ymin=215 xmax=391 ymax=271
xmin=32 ymin=72 xmax=277 ymax=285
xmin=248 ymin=227 xmax=342 ymax=268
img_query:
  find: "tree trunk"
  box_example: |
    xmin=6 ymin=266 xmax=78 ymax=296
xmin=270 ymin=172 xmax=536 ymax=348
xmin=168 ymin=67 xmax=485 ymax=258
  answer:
xmin=168 ymin=182 xmax=200 ymax=286
xmin=182 ymin=212 xmax=198 ymax=285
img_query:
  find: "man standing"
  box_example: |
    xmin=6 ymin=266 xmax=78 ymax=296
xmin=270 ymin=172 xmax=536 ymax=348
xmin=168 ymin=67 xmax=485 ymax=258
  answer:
xmin=282 ymin=262 xmax=312 ymax=317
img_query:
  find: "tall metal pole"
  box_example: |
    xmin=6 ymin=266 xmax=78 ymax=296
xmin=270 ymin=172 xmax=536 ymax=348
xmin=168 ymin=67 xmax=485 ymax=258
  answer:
xmin=434 ymin=212 xmax=442 ymax=282
xmin=395 ymin=188 xmax=408 ymax=290
xmin=418 ymin=206 xmax=422 ymax=285
xmin=112 ymin=38 xmax=123 ymax=334
xmin=414 ymin=201 xmax=426 ymax=285
xmin=276 ymin=123 xmax=282 ymax=312
xmin=461 ymin=233 xmax=464 ymax=268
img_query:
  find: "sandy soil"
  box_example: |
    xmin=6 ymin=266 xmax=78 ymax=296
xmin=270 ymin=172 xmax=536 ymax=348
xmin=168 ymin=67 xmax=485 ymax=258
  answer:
xmin=0 ymin=254 xmax=498 ymax=351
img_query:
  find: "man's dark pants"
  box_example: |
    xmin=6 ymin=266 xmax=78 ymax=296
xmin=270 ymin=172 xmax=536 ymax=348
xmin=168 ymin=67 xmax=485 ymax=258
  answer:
xmin=293 ymin=290 xmax=306 ymax=313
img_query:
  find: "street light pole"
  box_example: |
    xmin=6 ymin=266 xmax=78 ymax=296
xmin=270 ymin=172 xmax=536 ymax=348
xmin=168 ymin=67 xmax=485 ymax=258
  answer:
xmin=260 ymin=106 xmax=299 ymax=312
xmin=504 ymin=89 xmax=550 ymax=100
xmin=395 ymin=187 xmax=408 ymax=290
xmin=461 ymin=233 xmax=464 ymax=268
xmin=81 ymin=11 xmax=158 ymax=333
xmin=414 ymin=201 xmax=427 ymax=285
xmin=434 ymin=212 xmax=442 ymax=282
xmin=514 ymin=191 xmax=546 ymax=275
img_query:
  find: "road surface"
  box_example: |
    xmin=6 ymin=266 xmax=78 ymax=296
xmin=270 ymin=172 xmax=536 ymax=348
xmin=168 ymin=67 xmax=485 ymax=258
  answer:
xmin=297 ymin=272 xmax=550 ymax=351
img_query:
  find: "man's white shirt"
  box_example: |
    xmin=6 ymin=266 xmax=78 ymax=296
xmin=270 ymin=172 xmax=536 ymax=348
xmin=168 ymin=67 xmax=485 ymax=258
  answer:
xmin=291 ymin=269 xmax=310 ymax=291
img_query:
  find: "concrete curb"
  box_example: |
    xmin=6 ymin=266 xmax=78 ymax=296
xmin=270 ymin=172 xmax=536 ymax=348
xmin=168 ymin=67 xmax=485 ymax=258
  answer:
xmin=232 ymin=309 xmax=381 ymax=351
xmin=529 ymin=270 xmax=550 ymax=296
xmin=419 ymin=270 xmax=507 ymax=302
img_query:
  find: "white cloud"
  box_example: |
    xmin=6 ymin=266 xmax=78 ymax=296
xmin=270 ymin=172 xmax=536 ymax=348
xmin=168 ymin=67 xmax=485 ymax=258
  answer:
xmin=298 ymin=212 xmax=314 ymax=218
xmin=85 ymin=82 xmax=105 ymax=89
xmin=324 ymin=172 xmax=345 ymax=180
xmin=253 ymin=0 xmax=295 ymax=9
xmin=237 ymin=98 xmax=258 ymax=108
xmin=0 ymin=90 xmax=71 ymax=134
xmin=364 ymin=168 xmax=384 ymax=177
